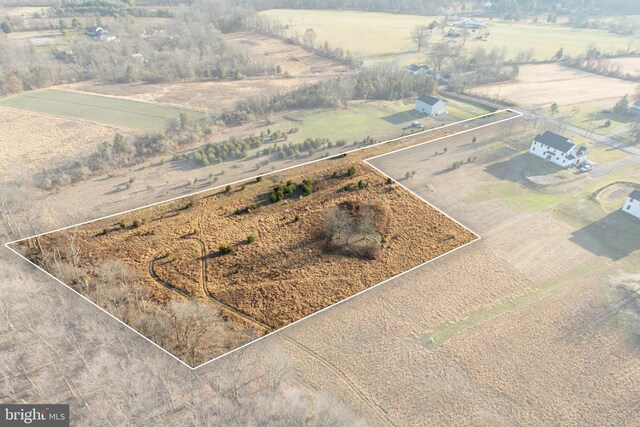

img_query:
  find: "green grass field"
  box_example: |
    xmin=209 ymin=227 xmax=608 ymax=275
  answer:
xmin=262 ymin=9 xmax=638 ymax=64
xmin=431 ymin=22 xmax=638 ymax=61
xmin=278 ymin=98 xmax=491 ymax=144
xmin=0 ymin=89 xmax=207 ymax=131
xmin=558 ymin=102 xmax=637 ymax=139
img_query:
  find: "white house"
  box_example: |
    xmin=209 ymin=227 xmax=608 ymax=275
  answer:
xmin=529 ymin=131 xmax=588 ymax=168
xmin=631 ymin=99 xmax=640 ymax=116
xmin=623 ymin=189 xmax=640 ymax=219
xmin=415 ymin=95 xmax=446 ymax=116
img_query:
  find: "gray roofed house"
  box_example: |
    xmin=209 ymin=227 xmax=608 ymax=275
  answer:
xmin=529 ymin=131 xmax=588 ymax=168
xmin=534 ymin=131 xmax=575 ymax=153
xmin=415 ymin=95 xmax=446 ymax=116
xmin=407 ymin=64 xmax=430 ymax=76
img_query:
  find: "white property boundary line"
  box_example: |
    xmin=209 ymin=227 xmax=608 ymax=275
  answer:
xmin=4 ymin=108 xmax=523 ymax=371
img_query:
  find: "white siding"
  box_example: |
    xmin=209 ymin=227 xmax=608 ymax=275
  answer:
xmin=623 ymin=196 xmax=640 ymax=219
xmin=415 ymin=100 xmax=446 ymax=116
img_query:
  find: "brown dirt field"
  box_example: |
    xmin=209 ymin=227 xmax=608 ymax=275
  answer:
xmin=62 ymin=76 xmax=326 ymax=111
xmin=602 ymin=56 xmax=640 ymax=77
xmin=470 ymin=63 xmax=638 ymax=109
xmin=0 ymin=106 xmax=132 ymax=180
xmin=17 ymin=161 xmax=475 ymax=360
xmin=224 ymin=31 xmax=351 ymax=76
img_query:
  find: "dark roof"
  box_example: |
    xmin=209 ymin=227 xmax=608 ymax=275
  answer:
xmin=630 ymin=189 xmax=640 ymax=200
xmin=534 ymin=131 xmax=574 ymax=153
xmin=408 ymin=64 xmax=429 ymax=72
xmin=417 ymin=95 xmax=442 ymax=106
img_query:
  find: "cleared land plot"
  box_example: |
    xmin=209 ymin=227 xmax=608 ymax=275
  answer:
xmin=601 ymin=56 xmax=640 ymax=77
xmin=5 ymin=29 xmax=63 ymax=46
xmin=260 ymin=9 xmax=431 ymax=63
xmin=64 ymin=76 xmax=326 ymax=111
xmin=14 ymin=161 xmax=475 ymax=366
xmin=470 ymin=63 xmax=638 ymax=109
xmin=0 ymin=89 xmax=207 ymax=131
xmin=0 ymin=106 xmax=131 ymax=179
xmin=225 ymin=31 xmax=351 ymax=75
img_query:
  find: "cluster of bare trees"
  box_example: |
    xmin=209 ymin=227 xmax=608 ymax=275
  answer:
xmin=0 ymin=253 xmax=365 ymax=424
xmin=29 ymin=238 xmax=256 ymax=367
xmin=324 ymin=201 xmax=388 ymax=260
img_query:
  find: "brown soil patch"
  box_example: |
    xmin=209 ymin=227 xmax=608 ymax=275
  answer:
xmin=16 ymin=161 xmax=475 ymax=361
xmin=470 ymin=63 xmax=638 ymax=109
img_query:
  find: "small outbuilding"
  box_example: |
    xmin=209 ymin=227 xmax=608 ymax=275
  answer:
xmin=529 ymin=131 xmax=588 ymax=168
xmin=623 ymin=189 xmax=640 ymax=219
xmin=415 ymin=95 xmax=446 ymax=116
xmin=407 ymin=64 xmax=431 ymax=76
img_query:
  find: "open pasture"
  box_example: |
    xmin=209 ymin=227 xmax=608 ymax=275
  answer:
xmin=0 ymin=89 xmax=207 ymax=131
xmin=470 ymin=63 xmax=637 ymax=109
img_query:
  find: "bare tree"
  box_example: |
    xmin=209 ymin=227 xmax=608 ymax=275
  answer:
xmin=411 ymin=25 xmax=430 ymax=51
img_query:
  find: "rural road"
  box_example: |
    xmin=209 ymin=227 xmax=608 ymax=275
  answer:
xmin=391 ymin=42 xmax=418 ymax=68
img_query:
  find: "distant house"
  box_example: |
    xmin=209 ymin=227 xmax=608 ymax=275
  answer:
xmin=631 ymin=99 xmax=640 ymax=115
xmin=407 ymin=64 xmax=431 ymax=76
xmin=623 ymin=190 xmax=640 ymax=219
xmin=415 ymin=95 xmax=446 ymax=116
xmin=463 ymin=18 xmax=487 ymax=29
xmin=529 ymin=131 xmax=588 ymax=168
xmin=85 ymin=26 xmax=108 ymax=38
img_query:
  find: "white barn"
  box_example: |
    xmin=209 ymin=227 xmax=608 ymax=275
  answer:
xmin=529 ymin=131 xmax=588 ymax=168
xmin=415 ymin=95 xmax=446 ymax=116
xmin=623 ymin=189 xmax=640 ymax=219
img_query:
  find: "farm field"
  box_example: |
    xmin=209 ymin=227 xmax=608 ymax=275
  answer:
xmin=601 ymin=56 xmax=640 ymax=77
xmin=6 ymin=29 xmax=63 ymax=47
xmin=64 ymin=76 xmax=325 ymax=111
xmin=430 ymin=22 xmax=639 ymax=61
xmin=15 ymin=161 xmax=475 ymax=366
xmin=0 ymin=89 xmax=207 ymax=131
xmin=224 ymin=31 xmax=352 ymax=75
xmin=470 ymin=63 xmax=638 ymax=109
xmin=261 ymin=10 xmax=638 ymax=65
xmin=260 ymin=9 xmax=431 ymax=63
xmin=0 ymin=106 xmax=131 ymax=180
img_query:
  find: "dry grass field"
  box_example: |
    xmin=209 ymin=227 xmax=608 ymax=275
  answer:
xmin=225 ymin=31 xmax=351 ymax=75
xmin=16 ymin=161 xmax=475 ymax=365
xmin=470 ymin=63 xmax=638 ymax=109
xmin=0 ymin=106 xmax=131 ymax=180
xmin=602 ymin=56 xmax=640 ymax=77
xmin=64 ymin=76 xmax=325 ymax=111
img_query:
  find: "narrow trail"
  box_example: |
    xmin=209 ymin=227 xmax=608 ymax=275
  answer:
xmin=147 ymin=202 xmax=274 ymax=334
xmin=282 ymin=335 xmax=396 ymax=427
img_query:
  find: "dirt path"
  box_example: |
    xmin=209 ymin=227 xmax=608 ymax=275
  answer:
xmin=148 ymin=244 xmax=273 ymax=332
xmin=282 ymin=335 xmax=396 ymax=427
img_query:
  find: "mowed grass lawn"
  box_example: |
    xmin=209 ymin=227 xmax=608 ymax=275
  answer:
xmin=280 ymin=98 xmax=491 ymax=144
xmin=0 ymin=89 xmax=207 ymax=131
xmin=260 ymin=9 xmax=432 ymax=63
